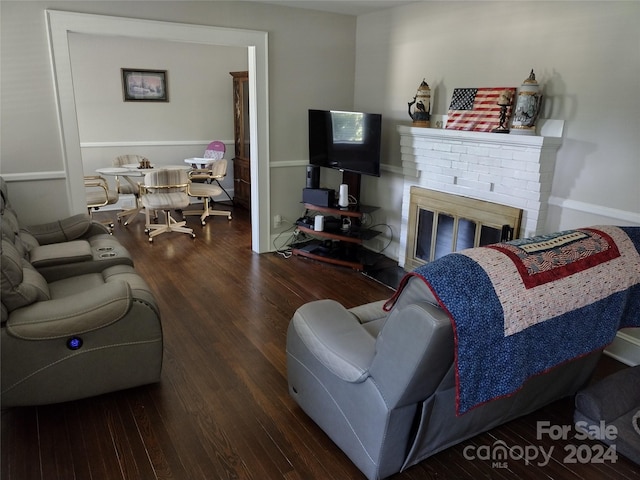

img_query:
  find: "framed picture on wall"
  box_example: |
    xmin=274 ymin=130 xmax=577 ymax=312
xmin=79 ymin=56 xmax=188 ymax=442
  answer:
xmin=121 ymin=69 xmax=168 ymax=102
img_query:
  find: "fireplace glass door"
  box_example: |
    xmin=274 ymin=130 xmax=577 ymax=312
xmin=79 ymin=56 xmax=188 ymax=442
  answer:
xmin=415 ymin=210 xmax=505 ymax=263
xmin=406 ymin=187 xmax=523 ymax=270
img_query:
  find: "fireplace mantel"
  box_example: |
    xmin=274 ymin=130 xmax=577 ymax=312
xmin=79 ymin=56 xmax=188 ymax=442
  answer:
xmin=397 ymin=124 xmax=563 ymax=267
xmin=399 ymin=124 xmax=562 ymax=149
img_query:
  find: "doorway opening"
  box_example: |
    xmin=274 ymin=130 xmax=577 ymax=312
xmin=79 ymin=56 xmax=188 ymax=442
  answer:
xmin=47 ymin=10 xmax=270 ymax=253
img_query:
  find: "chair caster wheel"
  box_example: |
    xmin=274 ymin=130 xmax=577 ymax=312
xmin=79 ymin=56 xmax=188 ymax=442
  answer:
xmin=149 ymin=237 xmax=153 ymax=243
xmin=191 ymin=233 xmax=196 ymax=239
xmin=201 ymin=221 xmax=206 ymax=226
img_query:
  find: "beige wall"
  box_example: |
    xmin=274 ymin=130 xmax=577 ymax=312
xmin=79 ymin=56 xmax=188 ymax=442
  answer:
xmin=2 ymin=1 xmax=638 ymax=239
xmin=71 ymin=34 xmax=247 ymax=143
xmin=353 ymin=1 xmax=640 ymax=364
xmin=0 ymin=1 xmax=356 ymax=227
xmin=71 ymin=33 xmax=247 ymax=181
xmin=354 ymin=1 xmax=640 ymax=254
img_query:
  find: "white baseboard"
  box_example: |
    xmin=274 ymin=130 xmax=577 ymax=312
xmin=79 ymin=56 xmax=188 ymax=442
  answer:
xmin=548 ymin=196 xmax=640 ymax=225
xmin=604 ymin=330 xmax=640 ymax=366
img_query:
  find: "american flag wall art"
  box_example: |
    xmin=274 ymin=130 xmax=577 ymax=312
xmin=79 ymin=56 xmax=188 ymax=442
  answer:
xmin=446 ymin=87 xmax=516 ymax=132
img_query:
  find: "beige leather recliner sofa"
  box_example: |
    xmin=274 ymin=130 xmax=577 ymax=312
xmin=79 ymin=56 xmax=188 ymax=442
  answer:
xmin=0 ymin=176 xmax=133 ymax=281
xmin=1 ymin=177 xmax=163 ymax=407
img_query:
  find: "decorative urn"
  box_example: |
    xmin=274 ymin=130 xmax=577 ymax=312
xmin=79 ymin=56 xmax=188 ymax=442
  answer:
xmin=408 ymin=79 xmax=431 ymax=127
xmin=511 ymin=69 xmax=543 ymax=135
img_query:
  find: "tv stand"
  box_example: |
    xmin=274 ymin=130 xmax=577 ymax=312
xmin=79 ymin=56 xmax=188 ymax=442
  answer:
xmin=292 ymin=203 xmax=380 ymax=271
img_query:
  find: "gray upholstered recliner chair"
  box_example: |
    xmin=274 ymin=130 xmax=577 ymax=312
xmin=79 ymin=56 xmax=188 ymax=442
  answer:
xmin=1 ymin=237 xmax=163 ymax=407
xmin=1 ymin=176 xmax=132 ymax=281
xmin=287 ymin=224 xmax=640 ymax=479
xmin=287 ymin=275 xmax=602 ymax=480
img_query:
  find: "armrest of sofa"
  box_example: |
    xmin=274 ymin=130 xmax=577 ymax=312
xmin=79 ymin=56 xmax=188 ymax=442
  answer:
xmin=5 ymin=281 xmax=132 ymax=340
xmin=369 ymin=301 xmax=454 ymax=408
xmin=23 ymin=214 xmax=108 ymax=246
xmin=348 ymin=300 xmax=388 ymax=324
xmin=29 ymin=241 xmax=93 ymax=268
xmin=290 ymin=299 xmax=377 ymax=383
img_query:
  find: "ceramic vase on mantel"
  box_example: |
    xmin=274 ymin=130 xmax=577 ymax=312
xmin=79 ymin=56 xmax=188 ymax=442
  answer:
xmin=511 ymin=69 xmax=543 ymax=135
xmin=408 ymin=79 xmax=431 ymax=127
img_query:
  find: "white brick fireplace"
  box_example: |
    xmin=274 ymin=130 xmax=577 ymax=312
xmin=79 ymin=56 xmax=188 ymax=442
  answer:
xmin=397 ymin=124 xmax=563 ymax=267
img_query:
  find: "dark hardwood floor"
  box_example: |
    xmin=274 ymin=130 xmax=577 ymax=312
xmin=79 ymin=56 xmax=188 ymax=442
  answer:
xmin=2 ymin=205 xmax=638 ymax=479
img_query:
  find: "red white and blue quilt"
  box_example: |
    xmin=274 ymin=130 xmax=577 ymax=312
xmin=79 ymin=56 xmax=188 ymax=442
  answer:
xmin=396 ymin=226 xmax=640 ymax=415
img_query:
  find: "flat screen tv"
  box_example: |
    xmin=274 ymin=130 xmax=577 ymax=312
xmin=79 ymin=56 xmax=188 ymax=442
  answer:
xmin=308 ymin=109 xmax=382 ymax=177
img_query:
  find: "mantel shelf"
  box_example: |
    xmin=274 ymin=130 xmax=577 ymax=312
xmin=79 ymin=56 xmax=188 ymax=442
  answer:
xmin=397 ymin=123 xmax=563 ymax=149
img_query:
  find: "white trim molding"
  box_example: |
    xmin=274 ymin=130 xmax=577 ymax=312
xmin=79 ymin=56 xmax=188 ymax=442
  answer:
xmin=605 ymin=331 xmax=640 ymax=366
xmin=0 ymin=171 xmax=67 ymax=182
xmin=80 ymin=140 xmax=234 ymax=149
xmin=269 ymin=159 xmax=399 ymax=174
xmin=548 ymin=196 xmax=640 ymax=225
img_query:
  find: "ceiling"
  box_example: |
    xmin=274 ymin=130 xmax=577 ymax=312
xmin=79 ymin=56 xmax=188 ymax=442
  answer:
xmin=249 ymin=0 xmax=419 ymax=16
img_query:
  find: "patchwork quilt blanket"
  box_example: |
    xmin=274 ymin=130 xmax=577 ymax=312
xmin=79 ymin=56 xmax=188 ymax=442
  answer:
xmin=395 ymin=226 xmax=640 ymax=415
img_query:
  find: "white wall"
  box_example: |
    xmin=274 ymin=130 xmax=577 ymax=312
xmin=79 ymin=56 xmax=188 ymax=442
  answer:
xmin=0 ymin=1 xmax=356 ymax=229
xmin=354 ymin=1 xmax=640 ymax=259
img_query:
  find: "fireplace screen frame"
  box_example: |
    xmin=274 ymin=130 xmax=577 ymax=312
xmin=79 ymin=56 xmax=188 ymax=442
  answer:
xmin=404 ymin=187 xmax=522 ymax=271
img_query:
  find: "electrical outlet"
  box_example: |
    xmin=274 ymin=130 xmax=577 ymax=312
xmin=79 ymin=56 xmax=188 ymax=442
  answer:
xmin=274 ymin=214 xmax=282 ymax=228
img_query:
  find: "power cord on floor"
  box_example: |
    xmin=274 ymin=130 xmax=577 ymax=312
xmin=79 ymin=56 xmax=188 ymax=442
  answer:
xmin=273 ymin=221 xmax=300 ymax=258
